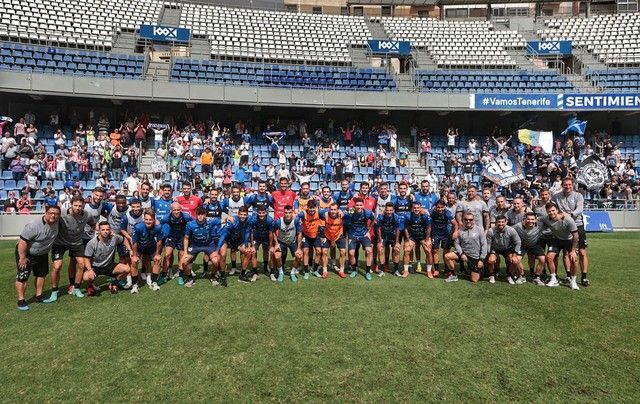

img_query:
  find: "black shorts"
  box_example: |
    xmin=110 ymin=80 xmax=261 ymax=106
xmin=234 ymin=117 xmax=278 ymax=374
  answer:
xmin=15 ymin=245 xmax=49 ymax=282
xmin=522 ymin=243 xmax=546 ymax=258
xmin=93 ymin=262 xmax=117 ymax=277
xmin=577 ymin=225 xmax=588 ymax=249
xmin=490 ymin=249 xmax=515 ymax=259
xmin=51 ymin=243 xmax=86 ymax=261
xmin=548 ymin=238 xmax=573 ymax=254
xmin=455 ymin=253 xmax=482 ymax=273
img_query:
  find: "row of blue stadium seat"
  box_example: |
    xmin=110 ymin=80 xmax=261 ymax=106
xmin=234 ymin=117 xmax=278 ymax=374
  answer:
xmin=0 ymin=42 xmax=144 ymax=79
xmin=172 ymin=60 xmax=396 ymax=91
xmin=0 ymin=56 xmax=142 ymax=74
xmin=422 ymin=80 xmax=571 ymax=90
xmin=1 ymin=42 xmax=141 ymax=61
xmin=420 ymin=74 xmax=569 ymax=83
xmin=587 ymin=69 xmax=640 ymax=90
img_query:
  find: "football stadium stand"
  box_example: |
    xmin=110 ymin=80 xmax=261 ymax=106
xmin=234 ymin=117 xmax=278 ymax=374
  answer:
xmin=417 ymin=69 xmax=573 ymax=93
xmin=180 ymin=3 xmax=370 ymax=64
xmin=381 ymin=18 xmax=524 ymax=68
xmin=538 ymin=13 xmax=640 ymax=66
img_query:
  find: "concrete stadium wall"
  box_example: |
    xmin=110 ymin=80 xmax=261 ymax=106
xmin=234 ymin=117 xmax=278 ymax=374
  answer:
xmin=1 ymin=210 xmax=638 ymax=239
xmin=0 ymin=71 xmax=470 ymax=111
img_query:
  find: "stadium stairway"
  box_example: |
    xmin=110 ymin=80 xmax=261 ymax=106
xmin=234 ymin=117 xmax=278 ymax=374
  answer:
xmin=111 ymin=31 xmax=138 ymax=54
xmin=404 ymin=147 xmax=429 ymax=179
xmin=160 ymin=4 xmax=182 ymax=26
xmin=347 ymin=46 xmax=373 ymax=69
xmin=365 ymin=19 xmax=390 ymax=41
xmin=565 ymin=72 xmax=601 ymax=92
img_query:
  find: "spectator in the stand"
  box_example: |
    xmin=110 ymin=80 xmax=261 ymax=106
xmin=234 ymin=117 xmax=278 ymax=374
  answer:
xmin=341 ymin=125 xmax=353 ymax=146
xmin=54 ymin=129 xmax=66 ymax=150
xmin=446 ymin=124 xmax=458 ymax=152
xmin=24 ymin=110 xmax=36 ymax=125
xmin=14 ymin=118 xmax=26 ymax=143
xmin=86 ymin=125 xmax=95 ymax=147
xmin=16 ymin=191 xmax=32 ymax=214
xmin=420 ymin=137 xmax=431 ymax=167
xmin=24 ymin=169 xmax=40 ymax=198
xmin=201 ymin=147 xmax=213 ymax=175
xmin=324 ymin=158 xmax=334 ymax=183
xmin=110 ymin=128 xmax=122 ymax=147
xmin=492 ymin=135 xmax=512 ymax=152
xmin=468 ymin=138 xmax=477 ymax=155
xmin=213 ymin=165 xmax=224 ymax=188
xmin=96 ymin=171 xmax=110 ymax=190
xmin=5 ymin=191 xmax=18 ymax=213
xmin=10 ymin=156 xmax=25 ymax=180
xmin=251 ymin=157 xmax=261 ymax=182
xmin=277 ymin=164 xmax=291 ymax=181
xmin=26 ymin=124 xmax=38 ymax=146
xmin=111 ymin=148 xmax=124 ymax=181
xmin=44 ymin=188 xmax=58 ymax=207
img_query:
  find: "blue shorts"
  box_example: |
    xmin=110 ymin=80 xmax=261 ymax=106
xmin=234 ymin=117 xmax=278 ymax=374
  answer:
xmin=278 ymin=241 xmax=298 ymax=256
xmin=137 ymin=246 xmax=157 ymax=258
xmin=254 ymin=238 xmax=270 ymax=251
xmin=431 ymin=234 xmax=452 ymax=250
xmin=165 ymin=237 xmax=184 ymax=250
xmin=379 ymin=237 xmax=396 ymax=247
xmin=117 ymin=244 xmax=130 ymax=258
xmin=348 ymin=235 xmax=372 ymax=250
xmin=226 ymin=237 xmax=243 ymax=251
xmin=408 ymin=235 xmax=426 ymax=243
xmin=187 ymin=245 xmax=216 ymax=258
xmin=301 ymin=235 xmax=317 ymax=249
xmin=320 ymin=234 xmax=347 ymax=250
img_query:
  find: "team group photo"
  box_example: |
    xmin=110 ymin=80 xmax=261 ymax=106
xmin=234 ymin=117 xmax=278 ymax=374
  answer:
xmin=1 ymin=0 xmax=640 ymax=401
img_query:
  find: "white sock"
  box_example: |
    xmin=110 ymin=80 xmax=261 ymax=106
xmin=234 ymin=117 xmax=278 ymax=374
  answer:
xmin=126 ymin=275 xmax=132 ymax=284
xmin=322 ymin=266 xmax=327 ymax=273
xmin=427 ymin=265 xmax=433 ymax=272
xmin=551 ymin=274 xmax=557 ymax=281
xmin=404 ymin=265 xmax=410 ymax=272
xmin=279 ymin=267 xmax=284 ymax=274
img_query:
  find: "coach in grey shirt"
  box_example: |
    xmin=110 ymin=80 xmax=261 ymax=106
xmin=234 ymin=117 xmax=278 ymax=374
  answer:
xmin=15 ymin=205 xmax=61 ymax=311
xmin=446 ymin=212 xmax=488 ymax=283
xmin=84 ymin=221 xmax=131 ymax=293
xmin=456 ymin=186 xmax=490 ymax=231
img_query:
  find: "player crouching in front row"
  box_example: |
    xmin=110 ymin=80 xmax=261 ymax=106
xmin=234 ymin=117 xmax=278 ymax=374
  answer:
xmin=83 ymin=221 xmax=132 ymax=294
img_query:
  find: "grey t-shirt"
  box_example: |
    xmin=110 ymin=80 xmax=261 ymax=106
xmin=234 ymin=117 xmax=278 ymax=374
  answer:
xmin=19 ymin=217 xmax=59 ymax=256
xmin=83 ymin=202 xmax=105 ymax=240
xmin=454 ymin=225 xmax=488 ymax=260
xmin=552 ymin=191 xmax=584 ymax=226
xmin=512 ymin=222 xmax=542 ymax=248
xmin=489 ymin=205 xmax=509 ymax=224
xmin=457 ymin=199 xmax=489 ymax=228
xmin=539 ymin=215 xmax=578 ymax=241
xmin=532 ymin=203 xmax=551 ymax=238
xmin=506 ymin=208 xmax=528 ymax=226
xmin=55 ymin=209 xmax=93 ymax=246
xmin=486 ymin=225 xmax=522 ymax=254
xmin=85 ymin=234 xmax=124 ymax=268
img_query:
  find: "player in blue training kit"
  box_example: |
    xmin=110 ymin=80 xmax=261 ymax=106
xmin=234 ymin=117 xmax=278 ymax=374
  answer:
xmin=344 ymin=198 xmax=376 ymax=280
xmin=130 ymin=209 xmax=164 ymax=292
xmin=429 ymin=199 xmax=458 ymax=279
xmin=218 ymin=206 xmax=252 ymax=283
xmin=245 ymin=180 xmax=274 ymax=213
xmin=179 ymin=206 xmax=224 ymax=288
xmin=375 ymin=202 xmax=403 ymax=277
xmin=414 ymin=180 xmax=439 ymax=214
xmin=154 ymin=184 xmax=174 ymax=221
xmin=160 ymin=202 xmax=193 ymax=285
xmin=402 ymin=201 xmax=432 ymax=277
xmin=248 ymin=205 xmax=275 ymax=282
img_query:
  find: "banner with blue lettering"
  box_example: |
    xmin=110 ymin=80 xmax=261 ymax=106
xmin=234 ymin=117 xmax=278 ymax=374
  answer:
xmin=367 ymin=40 xmax=411 ymax=55
xmin=470 ymin=94 xmax=559 ymax=110
xmin=526 ymin=40 xmax=572 ymax=56
xmin=562 ymin=94 xmax=640 ymax=110
xmin=481 ymin=149 xmax=524 ymax=186
xmin=582 ymin=211 xmax=613 ymax=232
xmin=470 ymin=93 xmax=640 ymax=110
xmin=139 ymin=25 xmax=190 ymax=43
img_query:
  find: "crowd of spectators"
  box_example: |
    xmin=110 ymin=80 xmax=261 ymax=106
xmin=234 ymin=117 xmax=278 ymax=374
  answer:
xmin=1 ymin=110 xmax=639 ymax=213
xmin=414 ymin=123 xmax=639 ymax=208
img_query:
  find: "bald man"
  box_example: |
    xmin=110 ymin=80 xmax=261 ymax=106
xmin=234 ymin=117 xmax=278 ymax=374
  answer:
xmin=159 ymin=202 xmax=193 ymax=283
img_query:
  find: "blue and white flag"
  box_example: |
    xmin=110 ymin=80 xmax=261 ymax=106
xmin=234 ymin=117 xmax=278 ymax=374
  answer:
xmin=561 ymin=117 xmax=587 ymax=136
xmin=482 ymin=149 xmax=525 ymax=186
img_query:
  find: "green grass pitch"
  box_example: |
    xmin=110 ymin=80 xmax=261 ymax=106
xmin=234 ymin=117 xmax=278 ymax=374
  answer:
xmin=1 ymin=233 xmax=639 ymax=402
